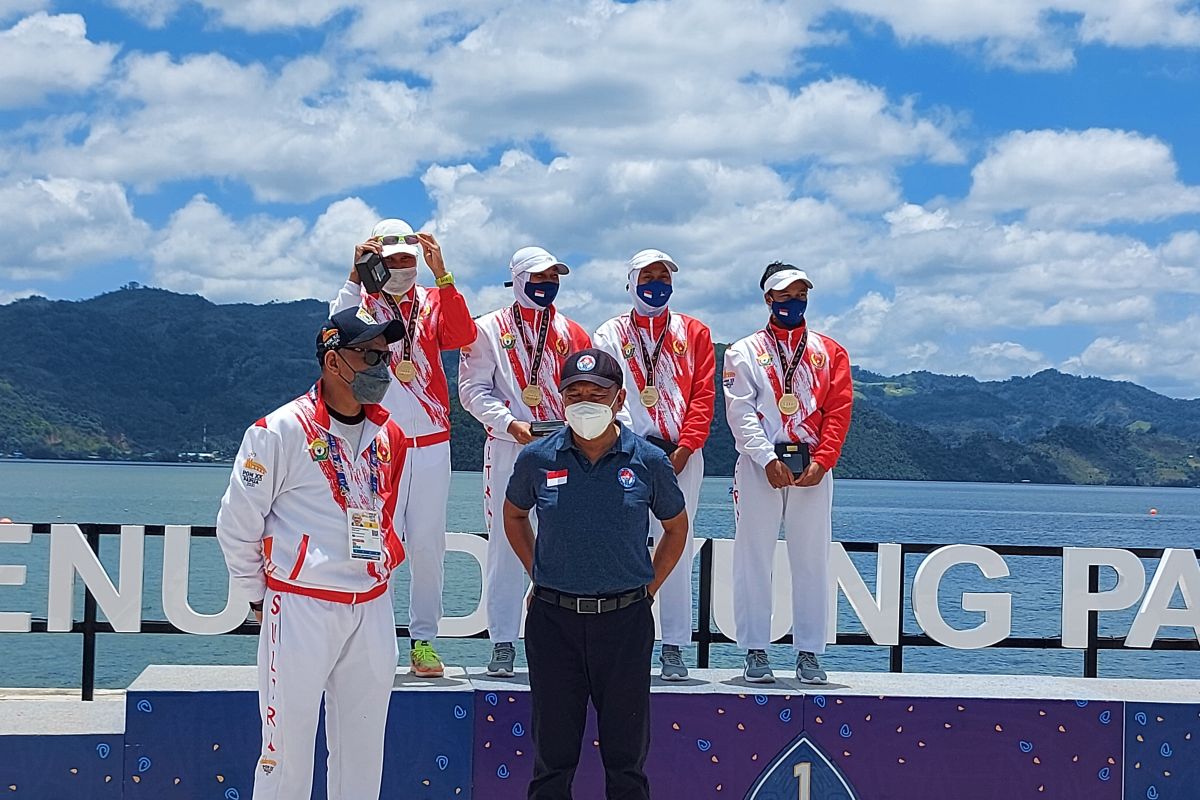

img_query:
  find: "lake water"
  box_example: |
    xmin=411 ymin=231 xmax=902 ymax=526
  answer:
xmin=0 ymin=461 xmax=1198 ymax=689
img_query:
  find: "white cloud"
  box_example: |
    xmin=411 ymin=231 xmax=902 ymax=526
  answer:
xmin=0 ymin=13 xmax=118 ymax=108
xmin=0 ymin=177 xmax=150 ymax=280
xmin=17 ymin=51 xmax=459 ymax=202
xmin=422 ymin=150 xmax=872 ymax=339
xmin=805 ymin=167 xmax=902 ymax=212
xmin=967 ymin=129 xmax=1200 ymax=226
xmin=150 ymin=195 xmax=378 ymax=302
xmin=968 ymin=341 xmax=1051 ymax=379
xmin=1063 ymin=315 xmax=1200 ymax=396
xmin=831 ymin=1 xmax=1200 ymax=70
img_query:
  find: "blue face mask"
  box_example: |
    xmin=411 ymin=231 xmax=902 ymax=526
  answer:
xmin=771 ymin=298 xmax=807 ymax=328
xmin=524 ymin=280 xmax=559 ymax=308
xmin=635 ymin=280 xmax=673 ymax=308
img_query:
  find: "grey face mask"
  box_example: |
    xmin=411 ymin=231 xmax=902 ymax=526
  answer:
xmin=338 ymin=354 xmax=391 ymax=404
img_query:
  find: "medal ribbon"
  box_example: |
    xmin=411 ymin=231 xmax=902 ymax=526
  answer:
xmin=382 ymin=292 xmax=420 ymax=362
xmin=325 ymin=430 xmax=381 ymax=507
xmin=631 ymin=311 xmax=670 ymax=389
xmin=512 ymin=302 xmax=552 ymax=388
xmin=769 ymin=329 xmax=809 ymax=397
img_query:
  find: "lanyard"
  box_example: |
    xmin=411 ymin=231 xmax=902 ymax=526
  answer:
xmin=512 ymin=303 xmax=552 ymax=383
xmin=326 ymin=429 xmax=381 ymax=504
xmin=769 ymin=329 xmax=808 ymax=395
xmin=631 ymin=311 xmax=670 ymax=388
xmin=382 ymin=292 xmax=420 ymax=361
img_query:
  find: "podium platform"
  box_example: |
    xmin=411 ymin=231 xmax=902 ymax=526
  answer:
xmin=2 ymin=668 xmax=1198 ymax=799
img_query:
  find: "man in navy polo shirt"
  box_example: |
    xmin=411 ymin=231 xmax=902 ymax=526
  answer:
xmin=503 ymin=348 xmax=689 ymax=800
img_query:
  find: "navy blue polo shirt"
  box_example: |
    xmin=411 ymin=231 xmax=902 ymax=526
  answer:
xmin=505 ymin=424 xmax=687 ymax=596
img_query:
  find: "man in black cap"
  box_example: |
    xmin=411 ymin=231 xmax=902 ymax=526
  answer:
xmin=502 ymin=348 xmax=689 ymax=800
xmin=217 ymin=307 xmax=410 ymax=800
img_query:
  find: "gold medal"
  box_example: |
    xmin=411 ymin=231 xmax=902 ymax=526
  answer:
xmin=394 ymin=359 xmax=417 ymax=383
xmin=778 ymin=393 xmax=800 ymax=416
xmin=639 ymin=385 xmax=660 ymax=408
xmin=521 ymin=384 xmax=543 ymax=407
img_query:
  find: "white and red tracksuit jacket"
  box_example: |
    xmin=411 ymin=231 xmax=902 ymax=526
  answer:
xmin=593 ymin=310 xmax=716 ymax=451
xmin=331 ymin=281 xmax=477 ymax=442
xmin=458 ymin=304 xmax=592 ymax=442
xmin=216 ymin=383 xmax=409 ymax=603
xmin=722 ymin=322 xmax=853 ymax=470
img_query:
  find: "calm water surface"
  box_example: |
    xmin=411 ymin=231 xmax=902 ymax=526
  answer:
xmin=0 ymin=461 xmax=1197 ymax=688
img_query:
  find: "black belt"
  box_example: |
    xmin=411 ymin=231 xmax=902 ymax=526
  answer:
xmin=533 ymin=585 xmax=647 ymax=614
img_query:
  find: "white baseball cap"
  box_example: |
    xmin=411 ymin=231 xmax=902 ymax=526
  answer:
xmin=370 ymin=218 xmax=420 ymax=259
xmin=509 ymin=246 xmax=570 ymax=278
xmin=626 ymin=248 xmax=679 ymax=280
xmin=761 ymin=267 xmax=813 ymax=293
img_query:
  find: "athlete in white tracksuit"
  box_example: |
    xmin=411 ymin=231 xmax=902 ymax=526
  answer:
xmin=722 ymin=262 xmax=853 ymax=684
xmin=216 ymin=311 xmax=410 ymax=800
xmin=330 ymin=219 xmax=476 ymax=677
xmin=593 ymin=249 xmax=715 ymax=680
xmin=458 ymin=246 xmax=591 ymax=673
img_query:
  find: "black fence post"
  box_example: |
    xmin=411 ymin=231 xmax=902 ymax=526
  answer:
xmin=889 ymin=544 xmax=906 ymax=673
xmin=696 ymin=540 xmax=714 ymax=669
xmin=81 ymin=525 xmax=101 ymax=701
xmin=1084 ymin=564 xmax=1100 ymax=679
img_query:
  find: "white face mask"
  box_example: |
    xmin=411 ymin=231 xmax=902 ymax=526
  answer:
xmin=383 ymin=267 xmax=417 ymax=295
xmin=565 ymin=399 xmax=616 ymax=441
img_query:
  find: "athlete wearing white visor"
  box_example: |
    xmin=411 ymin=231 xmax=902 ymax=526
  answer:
xmin=722 ymin=261 xmax=853 ymax=685
xmin=458 ymin=246 xmax=591 ymax=677
xmin=593 ymin=248 xmax=715 ymax=681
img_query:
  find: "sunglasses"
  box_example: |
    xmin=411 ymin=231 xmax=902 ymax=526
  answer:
xmin=376 ymin=234 xmax=420 ymax=246
xmin=341 ymin=346 xmax=393 ymax=366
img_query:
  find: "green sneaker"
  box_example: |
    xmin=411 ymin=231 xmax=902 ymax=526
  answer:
xmin=410 ymin=640 xmax=444 ymax=678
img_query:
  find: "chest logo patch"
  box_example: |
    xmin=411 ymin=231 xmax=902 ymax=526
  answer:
xmin=547 ymin=469 xmax=568 ymax=487
xmin=622 ymin=342 xmax=636 ymax=359
xmin=810 ymin=351 xmax=827 ymax=369
xmin=672 ymin=339 xmax=687 ymax=355
xmin=556 ymin=337 xmax=569 ymax=356
xmin=376 ymin=437 xmax=391 ymax=463
xmin=756 ymin=352 xmax=774 ymax=367
xmin=309 ymin=439 xmax=329 ymax=462
xmin=499 ymin=331 xmax=517 ymax=350
xmin=617 ymin=467 xmax=636 ymax=489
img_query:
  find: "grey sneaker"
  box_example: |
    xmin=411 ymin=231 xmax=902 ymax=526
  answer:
xmin=743 ymin=649 xmax=775 ymax=683
xmin=659 ymin=645 xmax=689 ymax=681
xmin=486 ymin=642 xmax=516 ymax=677
xmin=796 ymin=651 xmax=828 ymax=684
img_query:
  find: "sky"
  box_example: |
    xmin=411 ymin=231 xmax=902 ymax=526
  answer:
xmin=2 ymin=1 xmax=1200 ymax=397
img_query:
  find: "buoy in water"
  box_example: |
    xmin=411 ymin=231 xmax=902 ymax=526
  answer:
xmin=1149 ymin=508 xmax=1158 ymax=516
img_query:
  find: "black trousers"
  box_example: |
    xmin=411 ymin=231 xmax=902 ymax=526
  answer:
xmin=525 ymin=593 xmax=655 ymax=800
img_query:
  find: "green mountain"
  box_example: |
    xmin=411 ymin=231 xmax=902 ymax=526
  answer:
xmin=1 ymin=286 xmax=1197 ymax=486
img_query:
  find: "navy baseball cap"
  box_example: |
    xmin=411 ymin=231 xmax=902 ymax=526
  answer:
xmin=558 ymin=348 xmax=623 ymax=391
xmin=316 ymin=307 xmax=406 ymax=360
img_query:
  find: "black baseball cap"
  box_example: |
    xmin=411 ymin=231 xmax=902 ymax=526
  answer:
xmin=558 ymin=348 xmax=623 ymax=391
xmin=316 ymin=307 xmax=406 ymax=361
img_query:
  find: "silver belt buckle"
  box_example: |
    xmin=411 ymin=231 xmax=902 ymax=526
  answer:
xmin=575 ymin=597 xmax=601 ymax=614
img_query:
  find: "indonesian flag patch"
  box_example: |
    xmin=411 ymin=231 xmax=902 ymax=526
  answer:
xmin=546 ymin=469 xmax=568 ymax=487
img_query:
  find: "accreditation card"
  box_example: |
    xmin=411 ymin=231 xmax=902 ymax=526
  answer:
xmin=347 ymin=507 xmax=383 ymax=562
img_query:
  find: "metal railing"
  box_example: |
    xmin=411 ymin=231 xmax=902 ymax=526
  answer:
xmin=16 ymin=524 xmax=1200 ymax=700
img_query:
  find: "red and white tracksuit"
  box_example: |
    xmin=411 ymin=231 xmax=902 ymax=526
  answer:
xmin=458 ymin=304 xmax=591 ymax=644
xmin=722 ymin=322 xmax=853 ymax=654
xmin=216 ymin=383 xmax=409 ymax=800
xmin=331 ymin=280 xmax=476 ymax=641
xmin=593 ymin=310 xmax=715 ymax=648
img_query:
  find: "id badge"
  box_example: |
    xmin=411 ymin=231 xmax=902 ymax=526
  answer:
xmin=347 ymin=507 xmax=383 ymax=562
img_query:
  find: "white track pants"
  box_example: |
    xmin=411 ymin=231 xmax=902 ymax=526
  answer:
xmin=253 ymin=589 xmax=399 ymax=800
xmin=731 ymin=455 xmax=833 ymax=654
xmin=483 ymin=437 xmax=536 ymax=644
xmin=649 ymin=449 xmax=704 ymax=647
xmin=394 ymin=440 xmax=450 ymax=642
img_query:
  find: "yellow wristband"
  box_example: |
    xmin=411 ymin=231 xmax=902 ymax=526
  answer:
xmin=435 ymin=272 xmax=455 ymax=287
